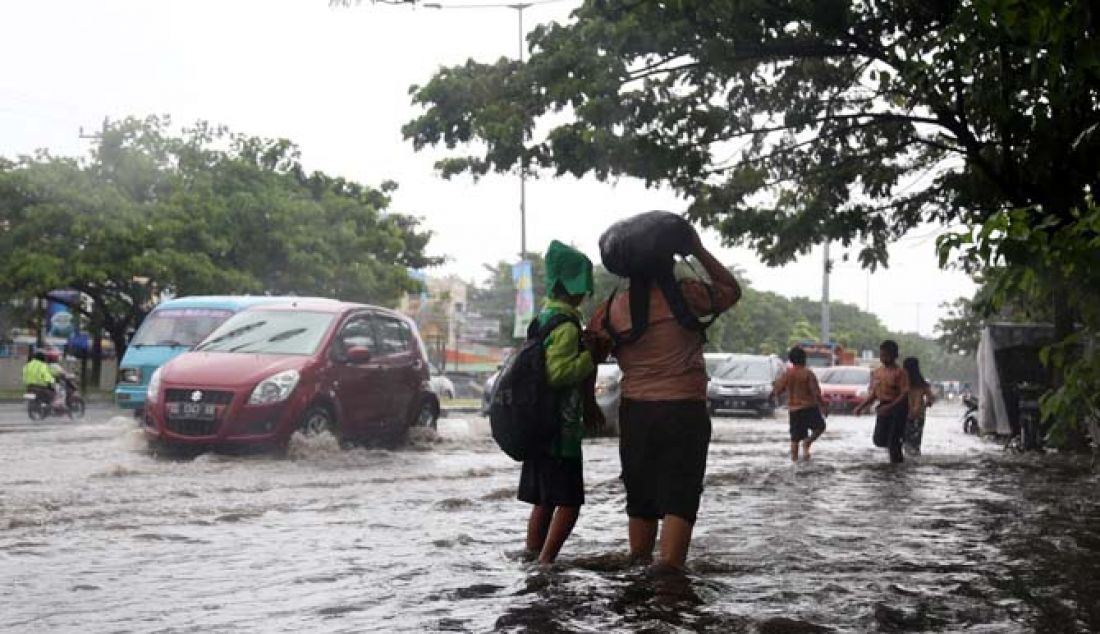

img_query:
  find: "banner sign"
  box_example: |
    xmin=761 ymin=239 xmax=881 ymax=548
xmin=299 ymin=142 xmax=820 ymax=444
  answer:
xmin=512 ymin=260 xmax=535 ymax=339
xmin=46 ymin=290 xmax=80 ymax=339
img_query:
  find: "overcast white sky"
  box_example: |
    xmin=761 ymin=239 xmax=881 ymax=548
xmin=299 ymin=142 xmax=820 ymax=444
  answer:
xmin=1 ymin=0 xmax=973 ymax=337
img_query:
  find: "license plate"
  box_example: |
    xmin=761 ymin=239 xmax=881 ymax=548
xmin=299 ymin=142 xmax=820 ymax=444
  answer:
xmin=167 ymin=402 xmax=218 ymax=420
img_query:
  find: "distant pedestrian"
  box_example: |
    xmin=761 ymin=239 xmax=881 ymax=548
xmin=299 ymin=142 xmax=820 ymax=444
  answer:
xmin=517 ymin=240 xmax=598 ymax=565
xmin=854 ymin=340 xmax=910 ymax=463
xmin=771 ymin=346 xmax=828 ymax=462
xmin=902 ymin=357 xmax=936 ymax=456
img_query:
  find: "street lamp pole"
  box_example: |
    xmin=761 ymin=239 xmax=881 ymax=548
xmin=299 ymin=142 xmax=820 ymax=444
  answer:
xmin=422 ymin=1 xmax=535 ymax=259
xmin=516 ymin=3 xmax=528 ymax=259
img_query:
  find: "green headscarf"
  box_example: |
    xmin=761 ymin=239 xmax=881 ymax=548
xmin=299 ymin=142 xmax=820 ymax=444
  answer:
xmin=545 ymin=240 xmax=594 ymax=297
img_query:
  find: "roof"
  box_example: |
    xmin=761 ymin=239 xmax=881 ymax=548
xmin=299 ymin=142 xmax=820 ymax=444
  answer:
xmin=239 ymin=300 xmax=406 ymax=319
xmin=152 ymin=295 xmax=338 ymax=312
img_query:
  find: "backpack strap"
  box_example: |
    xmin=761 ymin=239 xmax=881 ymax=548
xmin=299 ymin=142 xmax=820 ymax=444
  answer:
xmin=602 ymin=270 xmax=718 ymax=350
xmin=602 ymin=279 xmax=653 ymax=348
xmin=526 ymin=311 xmax=580 ymax=342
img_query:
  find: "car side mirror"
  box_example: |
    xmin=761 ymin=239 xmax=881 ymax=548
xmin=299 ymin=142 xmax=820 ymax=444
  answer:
xmin=345 ymin=346 xmax=372 ymax=364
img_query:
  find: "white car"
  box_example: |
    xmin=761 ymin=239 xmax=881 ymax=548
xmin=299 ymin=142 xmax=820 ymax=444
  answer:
xmin=429 ymin=374 xmax=456 ymax=400
xmin=593 ymin=362 xmax=622 ymax=436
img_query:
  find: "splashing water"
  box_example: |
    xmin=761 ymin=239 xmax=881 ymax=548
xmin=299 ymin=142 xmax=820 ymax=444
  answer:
xmin=0 ymin=402 xmax=1097 ymax=633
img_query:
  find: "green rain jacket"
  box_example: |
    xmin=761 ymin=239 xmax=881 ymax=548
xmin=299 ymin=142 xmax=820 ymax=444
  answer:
xmin=538 ymin=299 xmax=594 ymax=460
xmin=23 ymin=359 xmax=54 ymax=388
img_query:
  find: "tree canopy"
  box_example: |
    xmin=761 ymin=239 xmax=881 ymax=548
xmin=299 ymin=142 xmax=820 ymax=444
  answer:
xmin=404 ymin=0 xmax=1100 ymax=271
xmin=0 ymin=116 xmax=438 ymax=361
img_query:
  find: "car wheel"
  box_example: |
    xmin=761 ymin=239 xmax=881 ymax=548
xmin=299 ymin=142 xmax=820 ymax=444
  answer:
xmin=415 ymin=397 xmax=439 ymax=430
xmin=299 ymin=405 xmax=337 ymax=438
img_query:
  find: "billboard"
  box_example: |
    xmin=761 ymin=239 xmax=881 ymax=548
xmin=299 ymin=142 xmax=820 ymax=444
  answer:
xmin=46 ymin=290 xmax=80 ymax=339
xmin=512 ymin=260 xmax=534 ymax=339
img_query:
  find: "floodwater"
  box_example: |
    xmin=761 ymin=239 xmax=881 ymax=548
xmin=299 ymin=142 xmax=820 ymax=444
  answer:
xmin=1 ymin=402 xmax=1097 ymax=633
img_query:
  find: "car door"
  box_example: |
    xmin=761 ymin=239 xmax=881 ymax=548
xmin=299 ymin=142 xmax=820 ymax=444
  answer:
xmin=329 ymin=312 xmax=386 ymax=438
xmin=368 ymin=314 xmax=422 ymax=430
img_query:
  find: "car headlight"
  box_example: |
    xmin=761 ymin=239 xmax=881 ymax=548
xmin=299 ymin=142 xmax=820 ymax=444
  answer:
xmin=855 ymin=387 xmax=868 ymax=398
xmin=146 ymin=368 xmax=162 ymax=402
xmin=757 ymin=384 xmax=771 ymax=394
xmin=120 ymin=367 xmax=142 ymax=384
xmin=248 ymin=370 xmax=300 ymax=405
xmin=707 ymin=383 xmax=718 ymax=397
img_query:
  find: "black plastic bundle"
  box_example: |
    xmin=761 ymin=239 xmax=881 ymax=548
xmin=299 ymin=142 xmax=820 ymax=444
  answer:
xmin=598 ymin=211 xmax=714 ymax=347
xmin=598 ymin=211 xmax=696 ymax=278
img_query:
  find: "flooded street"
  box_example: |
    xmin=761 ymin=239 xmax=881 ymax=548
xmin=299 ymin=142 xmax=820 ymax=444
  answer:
xmin=2 ymin=403 xmax=1098 ymax=633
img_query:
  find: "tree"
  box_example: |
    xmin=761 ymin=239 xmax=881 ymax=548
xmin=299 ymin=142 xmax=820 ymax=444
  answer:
xmin=404 ymin=0 xmax=1100 ymax=331
xmin=0 ymin=116 xmax=439 ymax=365
xmin=468 ymin=255 xmax=547 ymax=345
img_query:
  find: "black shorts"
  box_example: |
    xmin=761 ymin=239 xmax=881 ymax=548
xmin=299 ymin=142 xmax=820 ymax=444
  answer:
xmin=789 ymin=407 xmax=826 ymax=441
xmin=518 ymin=454 xmax=584 ymax=507
xmin=619 ymin=399 xmax=711 ymax=523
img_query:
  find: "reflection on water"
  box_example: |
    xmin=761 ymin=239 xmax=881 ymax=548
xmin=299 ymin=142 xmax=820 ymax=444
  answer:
xmin=0 ymin=405 xmax=1097 ymax=633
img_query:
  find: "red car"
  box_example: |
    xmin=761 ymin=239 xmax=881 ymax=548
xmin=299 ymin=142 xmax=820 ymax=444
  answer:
xmin=813 ymin=365 xmax=871 ymax=412
xmin=143 ymin=301 xmax=438 ymax=450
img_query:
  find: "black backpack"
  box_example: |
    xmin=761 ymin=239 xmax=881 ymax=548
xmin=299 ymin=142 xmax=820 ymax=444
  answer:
xmin=489 ymin=313 xmax=579 ymax=461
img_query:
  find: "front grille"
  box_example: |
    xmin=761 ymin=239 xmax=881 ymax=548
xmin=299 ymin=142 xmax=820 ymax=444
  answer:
xmin=166 ymin=418 xmax=220 ymax=437
xmin=165 ymin=389 xmax=234 ymax=405
xmin=164 ymin=388 xmax=233 ymax=437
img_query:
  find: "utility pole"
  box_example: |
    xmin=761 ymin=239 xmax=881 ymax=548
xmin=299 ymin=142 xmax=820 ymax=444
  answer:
xmin=821 ymin=242 xmax=831 ymax=343
xmin=516 ymin=2 xmax=529 ymax=259
xmin=422 ymin=1 xmax=535 ymax=259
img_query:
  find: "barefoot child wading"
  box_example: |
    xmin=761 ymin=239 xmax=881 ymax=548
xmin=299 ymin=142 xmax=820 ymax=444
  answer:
xmin=518 ymin=241 xmax=598 ymax=564
xmin=903 ymin=357 xmax=935 ymax=456
xmin=772 ymin=346 xmax=828 ymax=462
xmin=854 ymin=340 xmax=910 ymax=463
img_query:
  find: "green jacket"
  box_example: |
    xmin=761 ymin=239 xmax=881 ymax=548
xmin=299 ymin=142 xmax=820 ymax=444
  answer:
xmin=23 ymin=359 xmax=54 ymax=388
xmin=539 ymin=299 xmax=594 ymax=460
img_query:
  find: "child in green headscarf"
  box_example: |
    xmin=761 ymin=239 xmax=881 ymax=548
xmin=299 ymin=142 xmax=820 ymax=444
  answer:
xmin=517 ymin=240 xmax=598 ymax=564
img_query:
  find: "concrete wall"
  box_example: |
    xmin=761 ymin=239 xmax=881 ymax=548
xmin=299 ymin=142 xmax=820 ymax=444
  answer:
xmin=0 ymin=358 xmax=116 ymax=393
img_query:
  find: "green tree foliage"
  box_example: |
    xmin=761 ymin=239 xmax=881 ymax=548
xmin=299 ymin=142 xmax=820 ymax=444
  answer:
xmin=405 ymin=0 xmax=1100 ymax=275
xmin=0 ymin=116 xmax=438 ymax=362
xmin=468 ymin=255 xmax=547 ymax=343
xmin=943 ymin=203 xmax=1100 ymax=448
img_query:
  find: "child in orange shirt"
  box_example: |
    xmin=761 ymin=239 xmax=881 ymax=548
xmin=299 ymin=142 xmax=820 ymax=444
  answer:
xmin=772 ymin=346 xmax=828 ymax=462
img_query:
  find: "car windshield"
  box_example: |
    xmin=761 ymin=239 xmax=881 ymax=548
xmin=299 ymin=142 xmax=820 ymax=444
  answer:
xmin=819 ymin=368 xmax=870 ymax=385
xmin=715 ymin=360 xmax=772 ymax=381
xmin=705 ymin=356 xmax=730 ymax=376
xmin=130 ymin=308 xmax=233 ymax=347
xmin=195 ymin=310 xmax=336 ymax=356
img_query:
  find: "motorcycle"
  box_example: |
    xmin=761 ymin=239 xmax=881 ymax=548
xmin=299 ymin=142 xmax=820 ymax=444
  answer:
xmin=962 ymin=393 xmax=979 ymax=435
xmin=23 ymin=372 xmax=86 ymax=421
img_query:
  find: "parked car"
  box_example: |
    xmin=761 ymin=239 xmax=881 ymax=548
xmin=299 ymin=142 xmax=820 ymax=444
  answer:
xmin=115 ymin=295 xmax=333 ymax=417
xmin=707 ymin=354 xmax=786 ymax=416
xmin=429 ymin=373 xmax=456 ymax=400
xmin=480 ymin=358 xmax=623 ymax=436
xmin=593 ymin=362 xmax=622 ymax=436
xmin=814 ymin=365 xmax=871 ymax=412
xmin=704 ymin=352 xmax=737 ymax=377
xmin=480 ymin=368 xmax=502 ymax=415
xmin=143 ymin=301 xmax=438 ymax=451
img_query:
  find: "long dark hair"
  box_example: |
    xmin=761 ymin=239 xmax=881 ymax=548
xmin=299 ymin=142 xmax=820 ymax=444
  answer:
xmin=903 ymin=357 xmax=928 ymax=388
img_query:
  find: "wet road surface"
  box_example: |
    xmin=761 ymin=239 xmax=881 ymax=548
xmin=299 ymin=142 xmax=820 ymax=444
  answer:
xmin=1 ymin=403 xmax=1098 ymax=633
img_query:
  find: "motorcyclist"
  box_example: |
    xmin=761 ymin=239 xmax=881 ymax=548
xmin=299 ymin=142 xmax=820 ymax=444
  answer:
xmin=23 ymin=351 xmax=56 ymax=405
